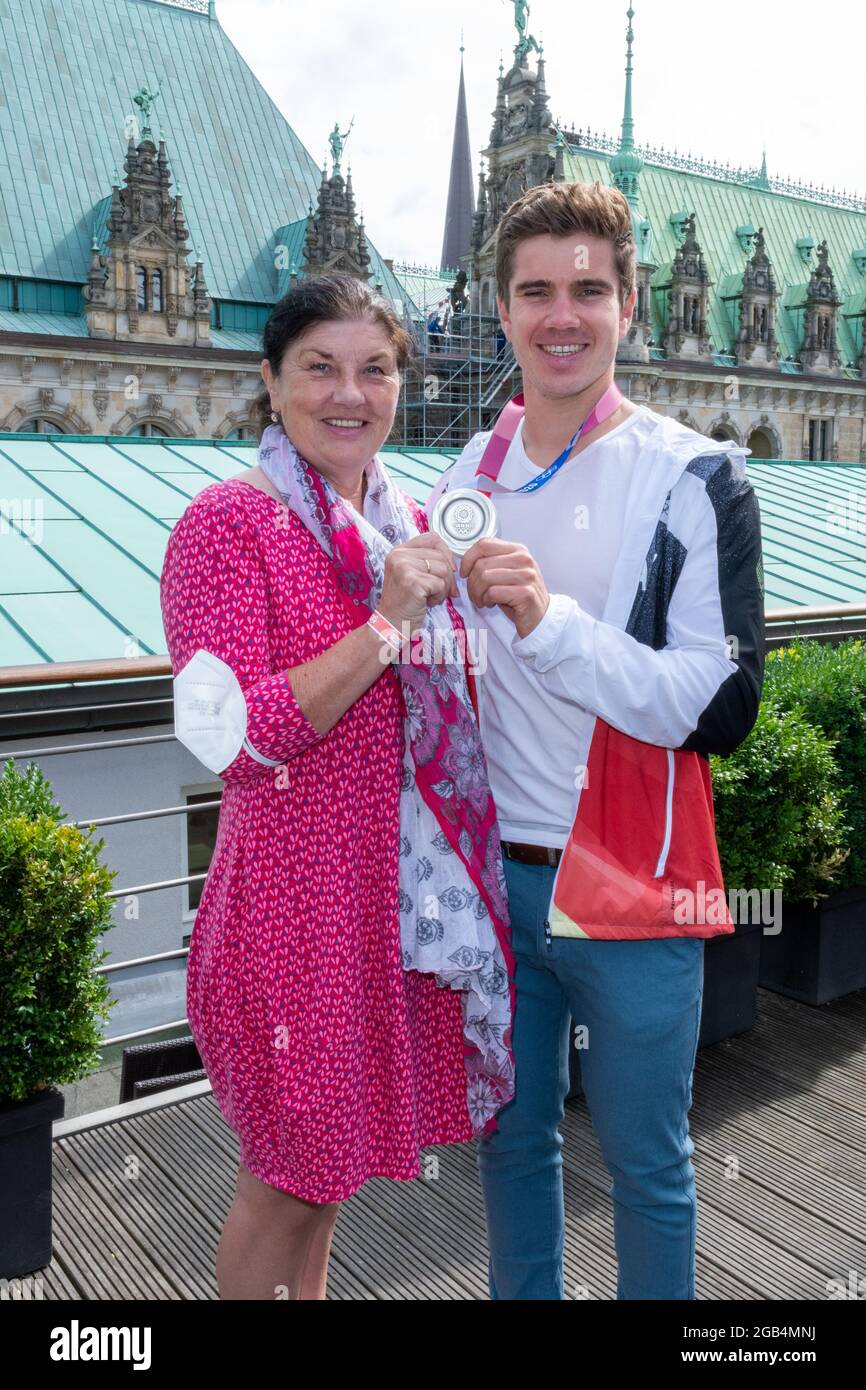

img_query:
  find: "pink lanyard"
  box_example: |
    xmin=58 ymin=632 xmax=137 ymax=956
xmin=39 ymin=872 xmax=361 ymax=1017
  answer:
xmin=474 ymin=382 xmax=625 ymax=496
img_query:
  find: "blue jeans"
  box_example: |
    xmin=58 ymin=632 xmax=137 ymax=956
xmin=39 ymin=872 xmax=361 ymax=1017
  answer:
xmin=477 ymin=857 xmax=704 ymax=1300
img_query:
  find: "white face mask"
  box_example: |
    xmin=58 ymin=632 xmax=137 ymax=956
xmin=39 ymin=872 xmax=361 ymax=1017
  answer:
xmin=172 ymin=649 xmax=248 ymax=775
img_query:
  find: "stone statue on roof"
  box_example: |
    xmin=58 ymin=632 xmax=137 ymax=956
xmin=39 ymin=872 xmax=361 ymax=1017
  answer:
xmin=329 ymin=119 xmax=354 ymax=174
xmin=510 ymin=0 xmax=541 ymax=64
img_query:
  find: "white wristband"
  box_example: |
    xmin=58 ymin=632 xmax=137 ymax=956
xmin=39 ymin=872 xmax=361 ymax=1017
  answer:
xmin=367 ymin=609 xmax=403 ymax=660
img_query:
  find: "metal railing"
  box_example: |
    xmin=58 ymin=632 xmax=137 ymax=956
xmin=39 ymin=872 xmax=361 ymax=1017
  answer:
xmin=557 ymin=123 xmax=866 ymax=212
xmin=1 ymin=662 xmax=210 ymax=1059
xmin=766 ymin=602 xmax=866 ymax=622
xmin=481 ymin=347 xmax=519 ymax=409
xmin=7 ymin=768 xmax=207 ymax=1048
xmin=764 ymin=601 xmax=866 ymax=646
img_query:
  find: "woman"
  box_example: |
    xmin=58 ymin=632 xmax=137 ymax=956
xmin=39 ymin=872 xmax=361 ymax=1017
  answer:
xmin=160 ymin=273 xmax=515 ymax=1300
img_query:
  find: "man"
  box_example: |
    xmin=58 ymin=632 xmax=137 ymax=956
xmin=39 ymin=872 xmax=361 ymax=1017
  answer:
xmin=427 ymin=305 xmax=444 ymax=352
xmin=426 ymin=180 xmax=764 ymax=1300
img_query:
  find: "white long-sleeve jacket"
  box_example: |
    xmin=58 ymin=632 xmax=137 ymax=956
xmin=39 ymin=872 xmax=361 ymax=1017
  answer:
xmin=427 ymin=411 xmax=765 ymax=940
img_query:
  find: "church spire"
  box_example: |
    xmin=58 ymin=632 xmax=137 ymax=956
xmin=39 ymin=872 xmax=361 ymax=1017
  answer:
xmin=610 ymin=5 xmax=643 ymax=209
xmin=440 ymin=40 xmax=475 ymax=273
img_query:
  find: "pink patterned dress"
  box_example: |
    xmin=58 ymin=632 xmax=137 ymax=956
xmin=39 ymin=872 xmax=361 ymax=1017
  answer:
xmin=160 ymin=479 xmax=475 ymax=1204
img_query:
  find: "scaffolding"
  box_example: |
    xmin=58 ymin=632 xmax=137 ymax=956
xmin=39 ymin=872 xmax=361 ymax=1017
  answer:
xmin=390 ymin=262 xmax=520 ymax=448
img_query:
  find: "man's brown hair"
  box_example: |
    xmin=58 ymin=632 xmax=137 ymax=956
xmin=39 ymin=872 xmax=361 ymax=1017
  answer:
xmin=495 ymin=180 xmax=637 ymax=308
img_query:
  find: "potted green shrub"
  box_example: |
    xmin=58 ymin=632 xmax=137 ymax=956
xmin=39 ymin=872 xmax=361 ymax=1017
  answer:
xmin=701 ymin=697 xmax=848 ymax=1043
xmin=0 ymin=757 xmax=116 ymax=1278
xmin=755 ymin=638 xmax=866 ymax=1003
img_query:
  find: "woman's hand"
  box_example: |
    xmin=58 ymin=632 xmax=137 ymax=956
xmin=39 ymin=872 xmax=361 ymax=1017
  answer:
xmin=378 ymin=533 xmax=458 ymax=637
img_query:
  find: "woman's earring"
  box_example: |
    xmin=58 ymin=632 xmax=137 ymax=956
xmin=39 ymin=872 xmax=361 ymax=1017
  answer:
xmin=270 ymin=411 xmax=279 ymax=423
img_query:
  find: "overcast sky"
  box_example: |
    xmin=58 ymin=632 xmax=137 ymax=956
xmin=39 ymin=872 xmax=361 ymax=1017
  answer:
xmin=214 ymin=0 xmax=864 ymax=270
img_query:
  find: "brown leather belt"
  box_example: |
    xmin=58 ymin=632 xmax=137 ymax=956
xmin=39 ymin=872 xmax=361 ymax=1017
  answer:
xmin=501 ymin=840 xmax=563 ymax=867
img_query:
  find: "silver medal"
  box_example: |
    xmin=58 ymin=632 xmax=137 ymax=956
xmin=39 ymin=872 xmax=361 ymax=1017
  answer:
xmin=429 ymin=488 xmax=499 ymax=555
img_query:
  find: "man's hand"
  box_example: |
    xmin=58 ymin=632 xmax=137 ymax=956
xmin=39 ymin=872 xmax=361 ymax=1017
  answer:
xmin=460 ymin=538 xmax=550 ymax=639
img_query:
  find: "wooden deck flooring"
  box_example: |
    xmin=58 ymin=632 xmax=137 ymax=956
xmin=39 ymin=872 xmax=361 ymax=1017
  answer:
xmin=36 ymin=985 xmax=866 ymax=1300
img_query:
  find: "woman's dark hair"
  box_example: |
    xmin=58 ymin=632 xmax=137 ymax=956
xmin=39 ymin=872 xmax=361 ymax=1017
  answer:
xmin=250 ymin=273 xmax=416 ymax=439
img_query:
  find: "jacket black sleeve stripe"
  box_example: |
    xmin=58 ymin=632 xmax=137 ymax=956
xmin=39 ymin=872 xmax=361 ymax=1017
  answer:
xmin=678 ymin=456 xmax=765 ymax=757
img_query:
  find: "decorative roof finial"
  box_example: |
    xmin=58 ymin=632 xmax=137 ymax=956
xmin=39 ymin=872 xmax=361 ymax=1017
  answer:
xmin=622 ymin=6 xmax=636 ymax=152
xmin=610 ymin=5 xmax=643 ymax=209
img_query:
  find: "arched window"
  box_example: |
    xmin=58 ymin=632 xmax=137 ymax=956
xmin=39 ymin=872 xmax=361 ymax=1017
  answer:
xmin=127 ymin=421 xmax=170 ymax=438
xmin=152 ymin=268 xmax=163 ymax=313
xmin=17 ymin=417 xmax=66 ymax=434
xmin=136 ymin=266 xmax=147 ymax=310
xmin=224 ymin=426 xmax=255 ymax=441
xmin=747 ymin=427 xmax=775 ymax=460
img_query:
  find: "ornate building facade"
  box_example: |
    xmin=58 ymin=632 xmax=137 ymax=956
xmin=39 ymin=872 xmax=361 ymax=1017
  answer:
xmin=0 ymin=0 xmax=864 ymax=459
xmin=469 ymin=6 xmax=866 ymax=461
xmin=0 ymin=0 xmax=407 ymax=441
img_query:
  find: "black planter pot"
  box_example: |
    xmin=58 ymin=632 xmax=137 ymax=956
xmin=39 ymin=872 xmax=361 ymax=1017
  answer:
xmin=698 ymin=919 xmax=763 ymax=1049
xmin=759 ymin=883 xmax=866 ymax=1005
xmin=566 ymin=922 xmax=762 ymax=1101
xmin=566 ymin=1032 xmax=583 ymax=1102
xmin=0 ymin=1085 xmax=65 ymax=1279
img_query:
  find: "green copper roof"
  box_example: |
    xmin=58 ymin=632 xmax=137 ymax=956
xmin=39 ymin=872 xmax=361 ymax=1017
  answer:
xmin=0 ymin=307 xmax=274 ymax=356
xmin=562 ymin=146 xmax=866 ymax=367
xmin=0 ymin=309 xmax=88 ymax=337
xmin=0 ymin=0 xmax=388 ymax=307
xmin=0 ymin=433 xmax=863 ymax=669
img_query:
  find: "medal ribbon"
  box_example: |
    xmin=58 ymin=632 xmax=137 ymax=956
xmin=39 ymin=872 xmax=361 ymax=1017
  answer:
xmin=474 ymin=382 xmax=625 ymax=497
